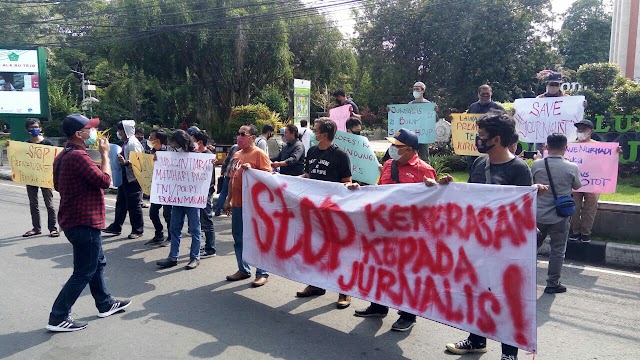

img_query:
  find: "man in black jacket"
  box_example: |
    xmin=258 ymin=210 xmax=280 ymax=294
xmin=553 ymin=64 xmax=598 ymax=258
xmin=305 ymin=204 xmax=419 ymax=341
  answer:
xmin=271 ymin=124 xmax=305 ymax=176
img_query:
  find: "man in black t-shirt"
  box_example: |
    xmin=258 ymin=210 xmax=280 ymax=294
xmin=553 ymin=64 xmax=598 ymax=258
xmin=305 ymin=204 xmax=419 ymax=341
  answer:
xmin=295 ymin=117 xmax=354 ymax=309
xmin=433 ymin=113 xmax=545 ymax=360
xmin=468 ymin=84 xmax=505 ymax=114
xmin=22 ymin=119 xmax=59 ymax=238
xmin=333 ymin=89 xmax=361 ymax=120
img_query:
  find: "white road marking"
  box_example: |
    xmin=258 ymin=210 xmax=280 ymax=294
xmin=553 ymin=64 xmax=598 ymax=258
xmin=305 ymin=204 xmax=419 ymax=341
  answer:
xmin=538 ymin=260 xmax=640 ymax=279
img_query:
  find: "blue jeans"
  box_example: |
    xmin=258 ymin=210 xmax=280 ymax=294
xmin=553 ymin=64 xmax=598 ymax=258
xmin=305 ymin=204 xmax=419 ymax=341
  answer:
xmin=49 ymin=226 xmax=112 ymax=322
xmin=169 ymin=206 xmax=201 ymax=260
xmin=215 ymin=176 xmax=230 ymax=214
xmin=231 ymin=207 xmax=268 ymax=277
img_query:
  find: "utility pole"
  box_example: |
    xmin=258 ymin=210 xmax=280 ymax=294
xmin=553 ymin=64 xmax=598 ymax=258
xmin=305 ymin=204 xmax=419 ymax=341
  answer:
xmin=70 ymin=69 xmax=85 ymax=114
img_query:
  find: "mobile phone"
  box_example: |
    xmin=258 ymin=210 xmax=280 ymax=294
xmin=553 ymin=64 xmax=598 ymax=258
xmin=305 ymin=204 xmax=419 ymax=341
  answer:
xmin=523 ymin=151 xmax=537 ymax=159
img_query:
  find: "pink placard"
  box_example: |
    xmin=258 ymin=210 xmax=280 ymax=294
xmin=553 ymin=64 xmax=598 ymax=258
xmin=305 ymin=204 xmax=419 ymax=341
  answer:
xmin=564 ymin=142 xmax=619 ymax=194
xmin=329 ymin=104 xmax=352 ymax=131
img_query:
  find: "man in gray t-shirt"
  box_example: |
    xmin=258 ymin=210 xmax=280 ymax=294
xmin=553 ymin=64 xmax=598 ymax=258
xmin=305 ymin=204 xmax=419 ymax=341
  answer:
xmin=531 ymin=133 xmax=582 ymax=294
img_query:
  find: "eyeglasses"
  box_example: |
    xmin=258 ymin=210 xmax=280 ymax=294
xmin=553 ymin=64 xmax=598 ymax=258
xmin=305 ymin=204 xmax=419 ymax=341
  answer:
xmin=549 ymin=82 xmax=561 ymax=87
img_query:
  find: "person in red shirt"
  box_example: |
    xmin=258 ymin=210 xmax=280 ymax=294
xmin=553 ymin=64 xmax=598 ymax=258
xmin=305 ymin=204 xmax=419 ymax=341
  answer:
xmin=47 ymin=114 xmax=130 ymax=332
xmin=353 ymin=128 xmax=437 ymax=332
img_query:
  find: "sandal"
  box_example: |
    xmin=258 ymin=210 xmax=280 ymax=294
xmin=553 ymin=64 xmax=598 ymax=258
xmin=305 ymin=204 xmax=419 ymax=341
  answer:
xmin=23 ymin=229 xmax=41 ymax=237
xmin=50 ymin=230 xmax=60 ymax=238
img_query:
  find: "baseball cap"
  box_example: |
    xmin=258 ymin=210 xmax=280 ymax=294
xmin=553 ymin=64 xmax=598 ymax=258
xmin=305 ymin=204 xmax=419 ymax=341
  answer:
xmin=278 ymin=127 xmax=285 ymax=135
xmin=574 ymin=119 xmax=594 ymax=129
xmin=547 ymin=72 xmax=563 ymax=83
xmin=386 ymin=128 xmax=419 ymax=149
xmin=187 ymin=126 xmax=200 ymax=136
xmin=62 ymin=114 xmax=100 ymax=137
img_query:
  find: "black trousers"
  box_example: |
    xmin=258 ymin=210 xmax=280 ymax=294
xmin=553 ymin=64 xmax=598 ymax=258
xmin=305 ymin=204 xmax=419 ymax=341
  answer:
xmin=110 ymin=180 xmax=144 ymax=234
xmin=149 ymin=203 xmax=172 ymax=237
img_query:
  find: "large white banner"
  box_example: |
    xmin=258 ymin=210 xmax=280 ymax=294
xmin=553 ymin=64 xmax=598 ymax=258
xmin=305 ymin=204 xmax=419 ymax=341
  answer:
xmin=514 ymin=96 xmax=585 ymax=143
xmin=150 ymin=152 xmax=215 ymax=208
xmin=242 ymin=170 xmax=538 ymax=353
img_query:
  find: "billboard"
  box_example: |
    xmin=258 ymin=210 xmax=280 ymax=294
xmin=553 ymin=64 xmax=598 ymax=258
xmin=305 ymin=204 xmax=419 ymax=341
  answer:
xmin=0 ymin=49 xmax=48 ymax=116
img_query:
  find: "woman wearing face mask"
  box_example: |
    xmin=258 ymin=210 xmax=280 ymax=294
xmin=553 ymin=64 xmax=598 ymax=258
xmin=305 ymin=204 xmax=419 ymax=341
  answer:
xmin=22 ymin=119 xmax=59 ymax=238
xmin=156 ymin=130 xmax=203 ymax=270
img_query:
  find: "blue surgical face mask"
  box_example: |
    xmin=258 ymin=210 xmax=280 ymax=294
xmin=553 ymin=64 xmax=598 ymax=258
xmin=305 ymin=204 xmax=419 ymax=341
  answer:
xmin=475 ymin=135 xmax=495 ymax=153
xmin=116 ymin=131 xmax=122 ymax=140
xmin=389 ymin=145 xmax=402 ymax=160
xmin=84 ymin=128 xmax=98 ymax=146
xmin=413 ymin=91 xmax=421 ymax=99
xmin=28 ymin=129 xmax=41 ymax=137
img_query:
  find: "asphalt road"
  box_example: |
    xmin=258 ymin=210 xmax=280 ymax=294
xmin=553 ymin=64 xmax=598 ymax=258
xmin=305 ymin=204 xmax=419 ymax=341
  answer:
xmin=0 ymin=179 xmax=639 ymax=360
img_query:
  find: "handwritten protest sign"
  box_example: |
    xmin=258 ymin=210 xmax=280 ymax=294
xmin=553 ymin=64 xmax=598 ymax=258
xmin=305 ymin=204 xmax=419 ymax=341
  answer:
xmin=451 ymin=113 xmax=482 ymax=156
xmin=130 ymin=152 xmax=155 ymax=196
xmin=388 ymin=103 xmax=437 ymax=144
xmin=329 ymin=104 xmax=352 ymax=131
xmin=7 ymin=140 xmax=63 ymax=188
xmin=333 ymin=130 xmax=380 ymax=184
xmin=109 ymin=144 xmax=123 ymax=187
xmin=565 ymin=142 xmax=619 ymax=193
xmin=514 ymin=96 xmax=585 ymax=143
xmin=243 ymin=170 xmax=538 ymax=352
xmin=150 ymin=152 xmax=215 ymax=208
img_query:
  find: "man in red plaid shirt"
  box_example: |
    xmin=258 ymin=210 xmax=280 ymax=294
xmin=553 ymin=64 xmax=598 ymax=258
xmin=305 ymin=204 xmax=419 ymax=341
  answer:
xmin=46 ymin=114 xmax=131 ymax=332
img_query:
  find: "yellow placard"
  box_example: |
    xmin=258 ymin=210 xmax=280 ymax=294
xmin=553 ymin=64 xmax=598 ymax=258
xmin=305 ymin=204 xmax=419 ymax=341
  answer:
xmin=451 ymin=113 xmax=482 ymax=156
xmin=7 ymin=140 xmax=64 ymax=188
xmin=129 ymin=152 xmax=155 ymax=196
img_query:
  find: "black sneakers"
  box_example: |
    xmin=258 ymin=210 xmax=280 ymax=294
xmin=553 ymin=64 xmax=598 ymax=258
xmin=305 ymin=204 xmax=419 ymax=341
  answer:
xmin=200 ymin=249 xmax=217 ymax=258
xmin=391 ymin=316 xmax=416 ymax=332
xmin=156 ymin=257 xmax=178 ymax=268
xmin=144 ymin=235 xmax=164 ymax=245
xmin=580 ymin=235 xmax=592 ymax=243
xmin=445 ymin=339 xmax=488 ymax=355
xmin=102 ymin=226 xmax=121 ymax=235
xmin=501 ymin=355 xmax=517 ymax=360
xmin=46 ymin=316 xmax=88 ymax=332
xmin=544 ymin=283 xmax=567 ymax=294
xmin=354 ymin=305 xmax=388 ymax=318
xmin=569 ymin=232 xmax=580 ymax=241
xmin=98 ymin=299 xmax=131 ymax=318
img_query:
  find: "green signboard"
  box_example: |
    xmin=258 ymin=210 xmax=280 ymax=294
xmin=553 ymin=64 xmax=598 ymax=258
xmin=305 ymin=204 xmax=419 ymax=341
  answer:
xmin=0 ymin=47 xmax=49 ymax=141
xmin=293 ymin=78 xmax=310 ymax=126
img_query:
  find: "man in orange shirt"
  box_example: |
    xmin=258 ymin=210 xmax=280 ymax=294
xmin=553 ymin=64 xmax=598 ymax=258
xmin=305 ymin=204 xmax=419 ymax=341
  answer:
xmin=354 ymin=128 xmax=437 ymax=332
xmin=224 ymin=124 xmax=272 ymax=287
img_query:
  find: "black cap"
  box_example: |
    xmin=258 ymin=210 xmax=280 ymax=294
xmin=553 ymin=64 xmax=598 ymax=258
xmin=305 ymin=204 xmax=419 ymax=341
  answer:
xmin=574 ymin=119 xmax=594 ymax=129
xmin=62 ymin=114 xmax=100 ymax=137
xmin=547 ymin=72 xmax=563 ymax=83
xmin=386 ymin=128 xmax=419 ymax=149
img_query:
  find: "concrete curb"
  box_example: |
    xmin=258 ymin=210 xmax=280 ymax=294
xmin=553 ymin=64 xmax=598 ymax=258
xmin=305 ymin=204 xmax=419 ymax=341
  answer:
xmin=538 ymin=239 xmax=640 ymax=269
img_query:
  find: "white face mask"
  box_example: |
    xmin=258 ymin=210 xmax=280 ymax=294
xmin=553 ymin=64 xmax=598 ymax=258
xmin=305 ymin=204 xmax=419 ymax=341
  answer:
xmin=389 ymin=146 xmax=403 ymax=160
xmin=412 ymin=91 xmax=422 ymax=99
xmin=577 ymin=132 xmax=589 ymax=141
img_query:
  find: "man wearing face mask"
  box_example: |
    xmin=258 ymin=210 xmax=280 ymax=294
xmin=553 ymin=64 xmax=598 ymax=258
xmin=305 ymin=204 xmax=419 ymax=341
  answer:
xmin=466 ymin=85 xmax=506 ymax=173
xmin=192 ymin=130 xmax=218 ymax=258
xmin=47 ymin=114 xmax=131 ymax=332
xmin=354 ymin=128 xmax=437 ymax=331
xmin=103 ymin=120 xmax=145 ymax=239
xmin=345 ymin=117 xmax=362 ymax=135
xmin=443 ymin=113 xmax=541 ymax=360
xmin=295 ymin=117 xmax=354 ymax=309
xmin=22 ymin=119 xmax=59 ymax=238
xmin=145 ymin=129 xmax=173 ymax=246
xmin=224 ymin=124 xmax=272 ymax=287
xmin=537 ymin=73 xmax=566 ymax=98
xmin=569 ymin=119 xmax=598 ymax=243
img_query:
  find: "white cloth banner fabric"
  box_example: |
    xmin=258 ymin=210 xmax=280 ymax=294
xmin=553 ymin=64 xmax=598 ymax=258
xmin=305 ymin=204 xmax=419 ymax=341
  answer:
xmin=150 ymin=152 xmax=215 ymax=208
xmin=514 ymin=96 xmax=585 ymax=143
xmin=242 ymin=169 xmax=538 ymax=352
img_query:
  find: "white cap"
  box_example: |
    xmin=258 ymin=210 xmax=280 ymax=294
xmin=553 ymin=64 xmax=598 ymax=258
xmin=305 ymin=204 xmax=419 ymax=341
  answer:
xmin=413 ymin=81 xmax=426 ymax=90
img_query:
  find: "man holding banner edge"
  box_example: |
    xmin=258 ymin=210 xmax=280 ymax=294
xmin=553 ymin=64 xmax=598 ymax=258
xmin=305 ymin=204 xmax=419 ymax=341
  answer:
xmin=434 ymin=112 xmax=548 ymax=360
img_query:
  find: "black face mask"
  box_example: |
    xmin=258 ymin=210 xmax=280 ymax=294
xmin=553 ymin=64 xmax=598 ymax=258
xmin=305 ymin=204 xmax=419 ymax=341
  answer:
xmin=351 ymin=131 xmax=361 ymax=136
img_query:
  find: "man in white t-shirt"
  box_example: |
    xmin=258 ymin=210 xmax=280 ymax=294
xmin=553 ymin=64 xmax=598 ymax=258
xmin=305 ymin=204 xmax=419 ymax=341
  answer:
xmin=298 ymin=119 xmax=312 ymax=155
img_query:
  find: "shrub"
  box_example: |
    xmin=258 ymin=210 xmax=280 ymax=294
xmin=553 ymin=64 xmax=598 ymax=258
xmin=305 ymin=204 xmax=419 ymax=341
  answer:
xmin=255 ymin=87 xmax=287 ymax=120
xmin=439 ymin=154 xmax=468 ymax=172
xmin=214 ymin=104 xmax=284 ymax=144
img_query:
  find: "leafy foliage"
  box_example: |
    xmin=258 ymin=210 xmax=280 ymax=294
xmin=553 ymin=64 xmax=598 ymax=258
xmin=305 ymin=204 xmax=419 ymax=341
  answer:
xmin=559 ymin=0 xmax=612 ymax=70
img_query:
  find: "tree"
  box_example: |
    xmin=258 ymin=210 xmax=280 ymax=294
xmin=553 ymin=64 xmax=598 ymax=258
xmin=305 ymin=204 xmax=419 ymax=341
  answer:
xmin=559 ymin=0 xmax=612 ymax=71
xmin=355 ymin=0 xmax=558 ymax=113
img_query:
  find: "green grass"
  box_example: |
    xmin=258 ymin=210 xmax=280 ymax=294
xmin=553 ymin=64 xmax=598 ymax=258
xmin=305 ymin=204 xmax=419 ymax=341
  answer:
xmin=448 ymin=172 xmax=640 ymax=204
